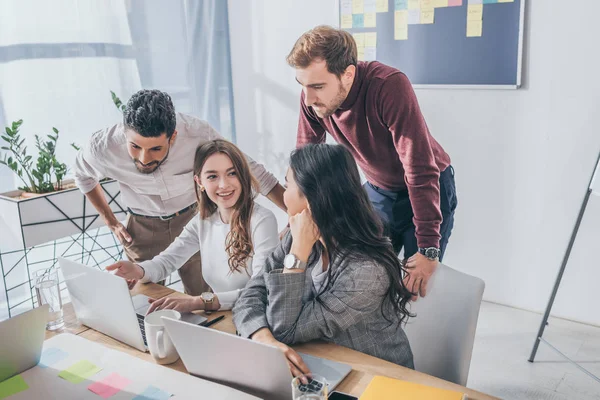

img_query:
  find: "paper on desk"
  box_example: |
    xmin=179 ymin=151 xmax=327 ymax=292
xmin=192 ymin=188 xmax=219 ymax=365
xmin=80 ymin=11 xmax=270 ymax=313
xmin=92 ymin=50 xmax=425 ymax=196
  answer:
xmin=59 ymin=360 xmax=102 ymax=384
xmin=39 ymin=347 xmax=69 ymax=368
xmin=88 ymin=373 xmax=132 ymax=398
xmin=0 ymin=375 xmax=29 ymax=398
xmin=132 ymin=385 xmax=173 ymax=400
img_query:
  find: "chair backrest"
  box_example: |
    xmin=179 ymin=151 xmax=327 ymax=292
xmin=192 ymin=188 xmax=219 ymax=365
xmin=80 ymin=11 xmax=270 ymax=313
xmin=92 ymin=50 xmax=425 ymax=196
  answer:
xmin=403 ymin=263 xmax=485 ymax=386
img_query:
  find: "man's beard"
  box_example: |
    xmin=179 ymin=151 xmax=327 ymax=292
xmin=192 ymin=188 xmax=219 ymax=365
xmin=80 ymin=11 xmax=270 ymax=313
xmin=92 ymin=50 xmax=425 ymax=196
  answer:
xmin=313 ymin=83 xmax=348 ymax=118
xmin=133 ymin=145 xmax=170 ymax=174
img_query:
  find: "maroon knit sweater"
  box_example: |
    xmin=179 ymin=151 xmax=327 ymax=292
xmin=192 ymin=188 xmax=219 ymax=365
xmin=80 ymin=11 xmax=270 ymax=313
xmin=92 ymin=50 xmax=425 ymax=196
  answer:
xmin=296 ymin=61 xmax=451 ymax=248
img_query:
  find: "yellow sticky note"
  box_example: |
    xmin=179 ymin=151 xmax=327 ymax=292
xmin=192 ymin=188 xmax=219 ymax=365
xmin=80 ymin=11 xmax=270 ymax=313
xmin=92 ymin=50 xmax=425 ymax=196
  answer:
xmin=376 ymin=0 xmax=389 ymax=12
xmin=353 ymin=0 xmax=364 ymax=14
xmin=341 ymin=14 xmax=353 ymax=28
xmin=466 ymin=19 xmax=482 ymax=37
xmin=467 ymin=4 xmax=483 ymax=21
xmin=408 ymin=0 xmax=420 ymax=10
xmin=357 ymin=46 xmax=366 ymax=61
xmin=420 ymin=0 xmax=433 ymax=9
xmin=364 ymin=12 xmax=377 ymax=27
xmin=420 ymin=8 xmax=434 ymax=23
xmin=365 ymin=32 xmax=377 ymax=47
xmin=433 ymin=0 xmax=448 ymax=7
xmin=394 ymin=10 xmax=408 ymax=40
xmin=353 ymin=32 xmax=366 ymax=48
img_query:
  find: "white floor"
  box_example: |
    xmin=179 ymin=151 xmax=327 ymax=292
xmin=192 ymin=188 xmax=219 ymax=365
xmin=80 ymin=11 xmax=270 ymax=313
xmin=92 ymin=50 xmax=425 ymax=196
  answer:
xmin=469 ymin=302 xmax=600 ymax=400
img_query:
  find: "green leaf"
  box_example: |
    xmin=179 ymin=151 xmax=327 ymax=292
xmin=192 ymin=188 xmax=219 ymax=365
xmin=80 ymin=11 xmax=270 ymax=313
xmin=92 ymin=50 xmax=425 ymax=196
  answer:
xmin=1 ymin=135 xmax=10 ymax=142
xmin=7 ymin=156 xmax=13 ymax=164
xmin=52 ymin=127 xmax=58 ymax=134
xmin=5 ymin=127 xmax=12 ymax=136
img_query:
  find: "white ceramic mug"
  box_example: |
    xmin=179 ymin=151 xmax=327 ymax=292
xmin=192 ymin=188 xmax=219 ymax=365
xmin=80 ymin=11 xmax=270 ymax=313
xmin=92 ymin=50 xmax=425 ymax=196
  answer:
xmin=144 ymin=309 xmax=181 ymax=364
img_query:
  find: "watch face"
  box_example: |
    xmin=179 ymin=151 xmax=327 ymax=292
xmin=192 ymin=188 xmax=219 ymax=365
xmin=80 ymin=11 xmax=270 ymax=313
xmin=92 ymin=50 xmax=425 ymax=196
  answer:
xmin=425 ymin=248 xmax=439 ymax=259
xmin=284 ymin=254 xmax=296 ymax=269
xmin=202 ymin=292 xmax=215 ymax=301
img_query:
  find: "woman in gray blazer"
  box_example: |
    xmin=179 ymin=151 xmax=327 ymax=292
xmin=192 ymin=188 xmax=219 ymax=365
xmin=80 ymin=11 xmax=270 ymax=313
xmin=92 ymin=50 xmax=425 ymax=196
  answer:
xmin=232 ymin=144 xmax=414 ymax=376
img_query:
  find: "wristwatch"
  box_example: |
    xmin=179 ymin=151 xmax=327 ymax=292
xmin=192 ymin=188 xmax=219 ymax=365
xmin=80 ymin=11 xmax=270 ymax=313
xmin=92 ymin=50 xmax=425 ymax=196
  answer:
xmin=418 ymin=247 xmax=441 ymax=261
xmin=284 ymin=254 xmax=307 ymax=270
xmin=200 ymin=292 xmax=215 ymax=314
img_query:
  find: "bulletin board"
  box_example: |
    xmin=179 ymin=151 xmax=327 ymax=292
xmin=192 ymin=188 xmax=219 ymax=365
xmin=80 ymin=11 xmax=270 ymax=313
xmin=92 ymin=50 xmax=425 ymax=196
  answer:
xmin=338 ymin=0 xmax=526 ymax=88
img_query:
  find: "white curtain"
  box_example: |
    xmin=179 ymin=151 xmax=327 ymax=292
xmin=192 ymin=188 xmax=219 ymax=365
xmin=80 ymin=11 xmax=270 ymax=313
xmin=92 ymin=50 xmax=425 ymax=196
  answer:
xmin=0 ymin=0 xmax=235 ymax=193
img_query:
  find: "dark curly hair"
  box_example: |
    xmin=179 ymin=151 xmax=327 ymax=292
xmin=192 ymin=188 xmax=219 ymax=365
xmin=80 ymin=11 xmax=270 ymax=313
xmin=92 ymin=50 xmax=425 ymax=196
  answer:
xmin=123 ymin=89 xmax=177 ymax=138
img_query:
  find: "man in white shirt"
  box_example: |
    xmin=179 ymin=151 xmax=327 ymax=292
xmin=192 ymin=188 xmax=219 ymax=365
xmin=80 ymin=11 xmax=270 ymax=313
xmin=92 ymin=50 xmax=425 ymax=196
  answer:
xmin=73 ymin=89 xmax=286 ymax=295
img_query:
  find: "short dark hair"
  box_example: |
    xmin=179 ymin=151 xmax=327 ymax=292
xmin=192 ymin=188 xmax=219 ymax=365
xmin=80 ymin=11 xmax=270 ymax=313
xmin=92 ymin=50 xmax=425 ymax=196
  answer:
xmin=286 ymin=25 xmax=357 ymax=77
xmin=123 ymin=89 xmax=176 ymax=138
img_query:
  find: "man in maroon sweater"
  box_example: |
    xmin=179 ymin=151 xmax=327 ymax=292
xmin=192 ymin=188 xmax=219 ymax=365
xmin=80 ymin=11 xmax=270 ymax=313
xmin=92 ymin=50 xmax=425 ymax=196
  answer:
xmin=287 ymin=26 xmax=457 ymax=299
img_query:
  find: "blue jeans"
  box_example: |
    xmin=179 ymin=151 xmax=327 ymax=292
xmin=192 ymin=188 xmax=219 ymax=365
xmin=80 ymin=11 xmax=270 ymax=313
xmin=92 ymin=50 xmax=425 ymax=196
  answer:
xmin=363 ymin=166 xmax=457 ymax=261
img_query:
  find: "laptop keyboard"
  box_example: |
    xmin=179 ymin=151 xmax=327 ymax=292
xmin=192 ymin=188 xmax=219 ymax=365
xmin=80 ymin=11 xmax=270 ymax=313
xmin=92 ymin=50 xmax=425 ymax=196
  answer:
xmin=297 ymin=378 xmax=325 ymax=393
xmin=136 ymin=313 xmax=147 ymax=345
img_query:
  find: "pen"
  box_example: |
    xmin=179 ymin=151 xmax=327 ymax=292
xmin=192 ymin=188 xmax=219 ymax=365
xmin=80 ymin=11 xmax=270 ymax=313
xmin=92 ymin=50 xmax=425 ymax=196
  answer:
xmin=200 ymin=315 xmax=225 ymax=328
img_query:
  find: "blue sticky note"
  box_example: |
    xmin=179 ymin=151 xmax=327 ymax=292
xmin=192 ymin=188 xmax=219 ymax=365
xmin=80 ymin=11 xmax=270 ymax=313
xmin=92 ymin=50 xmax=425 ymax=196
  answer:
xmin=39 ymin=348 xmax=69 ymax=368
xmin=352 ymin=14 xmax=364 ymax=28
xmin=482 ymin=0 xmax=497 ymax=3
xmin=133 ymin=385 xmax=172 ymax=400
xmin=395 ymin=0 xmax=408 ymax=9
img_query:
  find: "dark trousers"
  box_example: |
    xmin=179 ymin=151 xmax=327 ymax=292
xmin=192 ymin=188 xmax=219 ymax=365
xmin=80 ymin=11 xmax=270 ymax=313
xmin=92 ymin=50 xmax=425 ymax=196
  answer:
xmin=363 ymin=166 xmax=457 ymax=261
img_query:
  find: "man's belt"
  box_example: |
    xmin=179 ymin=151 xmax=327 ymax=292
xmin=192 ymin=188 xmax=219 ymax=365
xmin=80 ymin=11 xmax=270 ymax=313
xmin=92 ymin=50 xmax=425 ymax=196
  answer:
xmin=127 ymin=203 xmax=197 ymax=221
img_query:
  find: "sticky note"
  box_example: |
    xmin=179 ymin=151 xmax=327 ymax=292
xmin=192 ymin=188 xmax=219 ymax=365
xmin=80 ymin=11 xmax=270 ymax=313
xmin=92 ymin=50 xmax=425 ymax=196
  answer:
xmin=395 ymin=0 xmax=408 ymax=9
xmin=364 ymin=12 xmax=377 ymax=27
xmin=88 ymin=373 xmax=132 ymax=399
xmin=483 ymin=0 xmax=497 ymax=3
xmin=420 ymin=8 xmax=435 ymax=23
xmin=341 ymin=14 xmax=353 ymax=28
xmin=352 ymin=13 xmax=365 ymax=27
xmin=352 ymin=0 xmax=364 ymax=14
xmin=498 ymin=0 xmax=514 ymax=2
xmin=353 ymin=32 xmax=366 ymax=47
xmin=394 ymin=10 xmax=408 ymax=39
xmin=467 ymin=4 xmax=483 ymax=20
xmin=341 ymin=0 xmax=353 ymax=14
xmin=433 ymin=0 xmax=448 ymax=7
xmin=421 ymin=0 xmax=433 ymax=9
xmin=364 ymin=47 xmax=377 ymax=60
xmin=376 ymin=0 xmax=389 ymax=12
xmin=365 ymin=32 xmax=377 ymax=47
xmin=133 ymin=385 xmax=173 ymax=400
xmin=59 ymin=360 xmax=102 ymax=384
xmin=39 ymin=347 xmax=69 ymax=368
xmin=448 ymin=0 xmax=462 ymax=5
xmin=0 ymin=375 xmax=29 ymax=398
xmin=468 ymin=0 xmax=482 ymax=3
xmin=466 ymin=19 xmax=483 ymax=36
xmin=357 ymin=46 xmax=365 ymax=61
xmin=340 ymin=0 xmax=352 ymax=15
xmin=408 ymin=0 xmax=420 ymax=9
xmin=408 ymin=9 xmax=421 ymax=24
xmin=364 ymin=0 xmax=377 ymax=13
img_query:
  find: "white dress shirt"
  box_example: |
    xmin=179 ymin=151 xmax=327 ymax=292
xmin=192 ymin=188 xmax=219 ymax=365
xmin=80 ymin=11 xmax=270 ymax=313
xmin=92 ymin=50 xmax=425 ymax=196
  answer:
xmin=73 ymin=113 xmax=279 ymax=216
xmin=139 ymin=203 xmax=279 ymax=310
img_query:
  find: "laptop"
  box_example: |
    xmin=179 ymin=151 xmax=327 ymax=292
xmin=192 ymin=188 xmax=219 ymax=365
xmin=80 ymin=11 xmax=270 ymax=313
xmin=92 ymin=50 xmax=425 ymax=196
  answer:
xmin=162 ymin=317 xmax=352 ymax=400
xmin=0 ymin=304 xmax=49 ymax=382
xmin=60 ymin=258 xmax=206 ymax=352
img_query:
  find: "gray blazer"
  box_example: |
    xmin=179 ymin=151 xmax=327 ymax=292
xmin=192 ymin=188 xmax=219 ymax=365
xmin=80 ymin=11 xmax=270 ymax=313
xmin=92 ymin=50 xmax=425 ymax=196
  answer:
xmin=232 ymin=233 xmax=414 ymax=369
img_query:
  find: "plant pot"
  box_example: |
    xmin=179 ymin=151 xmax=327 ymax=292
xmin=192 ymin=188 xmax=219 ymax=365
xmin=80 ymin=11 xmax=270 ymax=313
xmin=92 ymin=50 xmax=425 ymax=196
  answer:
xmin=0 ymin=179 xmax=126 ymax=251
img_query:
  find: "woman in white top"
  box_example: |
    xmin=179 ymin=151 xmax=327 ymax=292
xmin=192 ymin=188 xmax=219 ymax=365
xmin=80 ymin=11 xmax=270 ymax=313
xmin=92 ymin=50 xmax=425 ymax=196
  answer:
xmin=106 ymin=139 xmax=279 ymax=312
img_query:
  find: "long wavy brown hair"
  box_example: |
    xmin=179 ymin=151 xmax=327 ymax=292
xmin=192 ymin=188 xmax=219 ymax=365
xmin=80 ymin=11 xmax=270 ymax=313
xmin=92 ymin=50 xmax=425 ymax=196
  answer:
xmin=193 ymin=140 xmax=258 ymax=274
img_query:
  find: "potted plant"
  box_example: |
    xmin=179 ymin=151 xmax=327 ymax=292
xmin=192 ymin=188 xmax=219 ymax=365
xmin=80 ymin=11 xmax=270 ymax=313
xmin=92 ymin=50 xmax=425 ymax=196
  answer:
xmin=0 ymin=114 xmax=126 ymax=251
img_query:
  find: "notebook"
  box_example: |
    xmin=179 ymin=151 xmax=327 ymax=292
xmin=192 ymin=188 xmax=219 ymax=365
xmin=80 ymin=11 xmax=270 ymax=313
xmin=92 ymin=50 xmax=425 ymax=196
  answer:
xmin=359 ymin=376 xmax=467 ymax=400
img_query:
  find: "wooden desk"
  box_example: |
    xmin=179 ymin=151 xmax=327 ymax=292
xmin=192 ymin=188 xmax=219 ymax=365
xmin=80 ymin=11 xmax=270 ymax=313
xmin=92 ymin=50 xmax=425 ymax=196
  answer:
xmin=46 ymin=283 xmax=498 ymax=399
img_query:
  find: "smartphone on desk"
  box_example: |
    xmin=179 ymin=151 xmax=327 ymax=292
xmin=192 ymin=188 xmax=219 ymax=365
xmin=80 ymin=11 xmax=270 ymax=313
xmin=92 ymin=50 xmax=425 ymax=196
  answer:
xmin=328 ymin=391 xmax=358 ymax=400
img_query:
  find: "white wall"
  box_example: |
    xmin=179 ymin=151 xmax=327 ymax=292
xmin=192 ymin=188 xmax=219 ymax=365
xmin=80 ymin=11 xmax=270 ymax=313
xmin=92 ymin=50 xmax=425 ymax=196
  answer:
xmin=228 ymin=0 xmax=600 ymax=326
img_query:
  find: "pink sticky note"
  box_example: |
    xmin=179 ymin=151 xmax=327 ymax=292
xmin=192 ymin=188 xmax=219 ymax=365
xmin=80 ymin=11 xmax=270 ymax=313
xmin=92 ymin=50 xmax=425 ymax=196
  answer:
xmin=88 ymin=373 xmax=132 ymax=399
xmin=448 ymin=0 xmax=462 ymax=5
